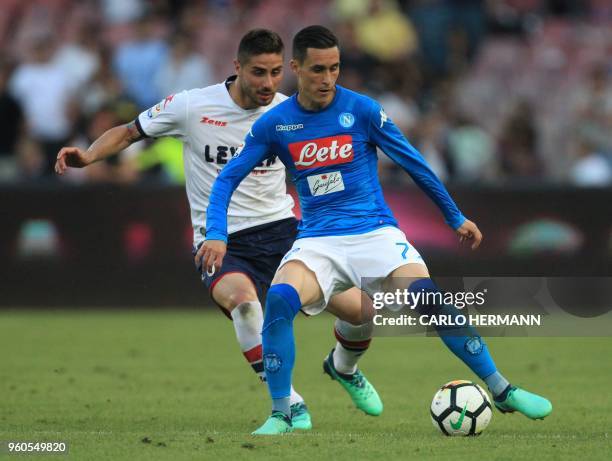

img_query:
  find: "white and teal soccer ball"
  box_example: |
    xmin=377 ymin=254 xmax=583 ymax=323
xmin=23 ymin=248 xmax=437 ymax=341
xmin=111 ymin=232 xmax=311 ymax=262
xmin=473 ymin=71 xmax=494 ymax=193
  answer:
xmin=430 ymin=380 xmax=492 ymax=436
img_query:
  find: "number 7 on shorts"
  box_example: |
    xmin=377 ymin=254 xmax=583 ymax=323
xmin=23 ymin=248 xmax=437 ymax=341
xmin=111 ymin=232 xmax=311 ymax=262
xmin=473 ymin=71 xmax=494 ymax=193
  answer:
xmin=395 ymin=242 xmax=409 ymax=259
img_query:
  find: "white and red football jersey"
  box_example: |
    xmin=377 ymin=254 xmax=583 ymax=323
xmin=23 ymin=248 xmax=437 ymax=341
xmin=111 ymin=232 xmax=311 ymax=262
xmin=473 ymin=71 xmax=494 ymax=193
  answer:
xmin=137 ymin=78 xmax=294 ymax=246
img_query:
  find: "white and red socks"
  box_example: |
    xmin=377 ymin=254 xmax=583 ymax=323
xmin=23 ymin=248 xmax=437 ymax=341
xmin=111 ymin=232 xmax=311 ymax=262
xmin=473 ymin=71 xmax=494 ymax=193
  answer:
xmin=231 ymin=301 xmax=266 ymax=380
xmin=332 ymin=319 xmax=374 ymax=375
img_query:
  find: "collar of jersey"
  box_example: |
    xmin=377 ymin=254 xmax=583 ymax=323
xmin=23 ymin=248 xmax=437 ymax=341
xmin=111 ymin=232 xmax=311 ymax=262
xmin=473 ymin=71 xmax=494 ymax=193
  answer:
xmin=223 ymin=74 xmax=265 ymax=114
xmin=224 ymin=74 xmax=238 ymax=89
xmin=292 ymin=85 xmax=342 ymax=114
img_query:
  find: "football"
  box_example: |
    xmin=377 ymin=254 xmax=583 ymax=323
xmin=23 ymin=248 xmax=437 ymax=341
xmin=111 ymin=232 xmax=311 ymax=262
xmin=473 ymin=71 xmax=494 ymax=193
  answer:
xmin=430 ymin=380 xmax=492 ymax=436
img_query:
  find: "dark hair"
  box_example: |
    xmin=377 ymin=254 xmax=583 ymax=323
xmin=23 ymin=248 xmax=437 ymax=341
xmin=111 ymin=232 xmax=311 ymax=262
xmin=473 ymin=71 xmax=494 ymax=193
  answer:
xmin=292 ymin=25 xmax=338 ymax=63
xmin=237 ymin=29 xmax=284 ymax=64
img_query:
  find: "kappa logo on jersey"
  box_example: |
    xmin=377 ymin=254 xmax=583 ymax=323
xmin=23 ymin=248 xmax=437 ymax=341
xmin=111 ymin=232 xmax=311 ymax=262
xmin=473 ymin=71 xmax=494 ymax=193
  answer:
xmin=288 ymin=135 xmax=353 ymax=170
xmin=200 ymin=116 xmax=228 ymax=127
xmin=276 ymin=123 xmax=304 ymax=132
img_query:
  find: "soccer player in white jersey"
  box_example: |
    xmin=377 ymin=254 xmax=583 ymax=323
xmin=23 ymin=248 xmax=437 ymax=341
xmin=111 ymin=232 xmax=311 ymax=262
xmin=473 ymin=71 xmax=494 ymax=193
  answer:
xmin=55 ymin=29 xmax=383 ymax=430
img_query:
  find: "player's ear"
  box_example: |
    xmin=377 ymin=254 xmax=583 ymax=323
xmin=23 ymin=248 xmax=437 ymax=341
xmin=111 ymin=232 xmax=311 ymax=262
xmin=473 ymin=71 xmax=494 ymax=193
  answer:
xmin=233 ymin=59 xmax=241 ymax=74
xmin=290 ymin=59 xmax=299 ymax=75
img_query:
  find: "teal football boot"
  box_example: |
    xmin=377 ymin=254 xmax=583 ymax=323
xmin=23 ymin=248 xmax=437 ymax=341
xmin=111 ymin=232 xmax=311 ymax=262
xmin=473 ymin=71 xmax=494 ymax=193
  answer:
xmin=251 ymin=411 xmax=293 ymax=435
xmin=494 ymin=386 xmax=552 ymax=420
xmin=290 ymin=402 xmax=312 ymax=430
xmin=323 ymin=349 xmax=383 ymax=416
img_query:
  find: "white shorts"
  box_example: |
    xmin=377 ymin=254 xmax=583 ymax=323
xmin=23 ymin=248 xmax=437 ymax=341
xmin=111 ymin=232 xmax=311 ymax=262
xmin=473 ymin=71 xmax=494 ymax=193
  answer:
xmin=278 ymin=226 xmax=426 ymax=315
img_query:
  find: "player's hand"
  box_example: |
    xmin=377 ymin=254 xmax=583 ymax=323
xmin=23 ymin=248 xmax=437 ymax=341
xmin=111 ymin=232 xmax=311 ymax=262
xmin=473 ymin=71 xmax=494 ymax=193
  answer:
xmin=195 ymin=240 xmax=227 ymax=275
xmin=456 ymin=219 xmax=482 ymax=250
xmin=55 ymin=147 xmax=94 ymax=175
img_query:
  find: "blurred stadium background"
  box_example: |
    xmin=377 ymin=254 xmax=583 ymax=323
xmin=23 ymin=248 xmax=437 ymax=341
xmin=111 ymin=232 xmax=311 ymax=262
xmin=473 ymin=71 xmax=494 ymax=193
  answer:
xmin=0 ymin=0 xmax=611 ymax=307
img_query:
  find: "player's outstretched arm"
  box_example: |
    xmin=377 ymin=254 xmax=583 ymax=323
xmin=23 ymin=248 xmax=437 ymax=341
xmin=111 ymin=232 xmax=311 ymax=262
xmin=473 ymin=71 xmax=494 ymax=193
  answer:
xmin=55 ymin=120 xmax=144 ymax=175
xmin=368 ymin=99 xmax=477 ymax=243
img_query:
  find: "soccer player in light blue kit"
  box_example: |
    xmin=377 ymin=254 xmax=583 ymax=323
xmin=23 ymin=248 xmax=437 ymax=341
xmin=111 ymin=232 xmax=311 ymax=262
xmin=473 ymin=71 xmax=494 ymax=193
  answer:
xmin=198 ymin=25 xmax=553 ymax=435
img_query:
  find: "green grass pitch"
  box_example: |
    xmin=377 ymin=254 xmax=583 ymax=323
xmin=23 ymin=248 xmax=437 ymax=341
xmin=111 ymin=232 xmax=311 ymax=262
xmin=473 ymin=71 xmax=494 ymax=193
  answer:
xmin=1 ymin=310 xmax=610 ymax=460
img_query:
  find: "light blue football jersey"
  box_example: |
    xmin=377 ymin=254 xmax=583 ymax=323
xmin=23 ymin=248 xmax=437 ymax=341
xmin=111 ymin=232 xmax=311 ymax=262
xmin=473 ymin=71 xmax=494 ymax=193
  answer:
xmin=206 ymin=85 xmax=465 ymax=242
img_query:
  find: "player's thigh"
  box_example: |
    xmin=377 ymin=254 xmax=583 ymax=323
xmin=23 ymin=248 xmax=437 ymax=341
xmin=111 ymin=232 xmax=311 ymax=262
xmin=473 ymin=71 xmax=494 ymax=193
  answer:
xmin=350 ymin=227 xmax=428 ymax=295
xmin=272 ymin=260 xmax=323 ymax=307
xmin=327 ymin=287 xmax=374 ymax=324
xmin=211 ymin=272 xmax=259 ymax=311
xmin=383 ymin=263 xmax=431 ymax=292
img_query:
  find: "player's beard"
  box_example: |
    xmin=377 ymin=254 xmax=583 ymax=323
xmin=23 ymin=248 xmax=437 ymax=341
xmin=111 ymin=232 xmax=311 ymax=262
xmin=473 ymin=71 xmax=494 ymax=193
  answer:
xmin=241 ymin=80 xmax=274 ymax=107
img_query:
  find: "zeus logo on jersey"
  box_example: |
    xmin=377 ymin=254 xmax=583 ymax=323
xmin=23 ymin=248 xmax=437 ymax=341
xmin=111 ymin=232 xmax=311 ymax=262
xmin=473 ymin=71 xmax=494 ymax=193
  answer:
xmin=201 ymin=116 xmax=228 ymax=127
xmin=288 ymin=135 xmax=353 ymax=170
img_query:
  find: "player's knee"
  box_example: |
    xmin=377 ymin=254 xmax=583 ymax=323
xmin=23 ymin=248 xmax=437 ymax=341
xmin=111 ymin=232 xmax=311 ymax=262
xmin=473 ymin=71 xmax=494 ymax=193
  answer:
xmin=408 ymin=278 xmax=480 ymax=337
xmin=342 ymin=308 xmax=374 ymax=325
xmin=352 ymin=295 xmax=376 ymax=324
xmin=407 ymin=277 xmax=442 ymax=315
xmin=335 ymin=318 xmax=374 ymax=340
xmin=226 ymin=289 xmax=258 ymax=311
xmin=263 ymin=284 xmax=301 ymax=331
xmin=230 ymin=300 xmax=262 ymax=322
xmin=361 ymin=295 xmax=376 ymax=323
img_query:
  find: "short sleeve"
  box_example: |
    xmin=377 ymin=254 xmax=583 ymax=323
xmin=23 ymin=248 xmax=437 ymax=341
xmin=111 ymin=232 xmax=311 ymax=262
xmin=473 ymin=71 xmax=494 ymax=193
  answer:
xmin=137 ymin=90 xmax=189 ymax=138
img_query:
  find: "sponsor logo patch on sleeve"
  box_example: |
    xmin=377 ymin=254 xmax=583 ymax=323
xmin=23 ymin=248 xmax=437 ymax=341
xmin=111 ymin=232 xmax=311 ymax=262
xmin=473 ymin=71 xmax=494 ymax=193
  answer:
xmin=146 ymin=94 xmax=175 ymax=119
xmin=163 ymin=94 xmax=174 ymax=108
xmin=147 ymin=103 xmax=162 ymax=119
